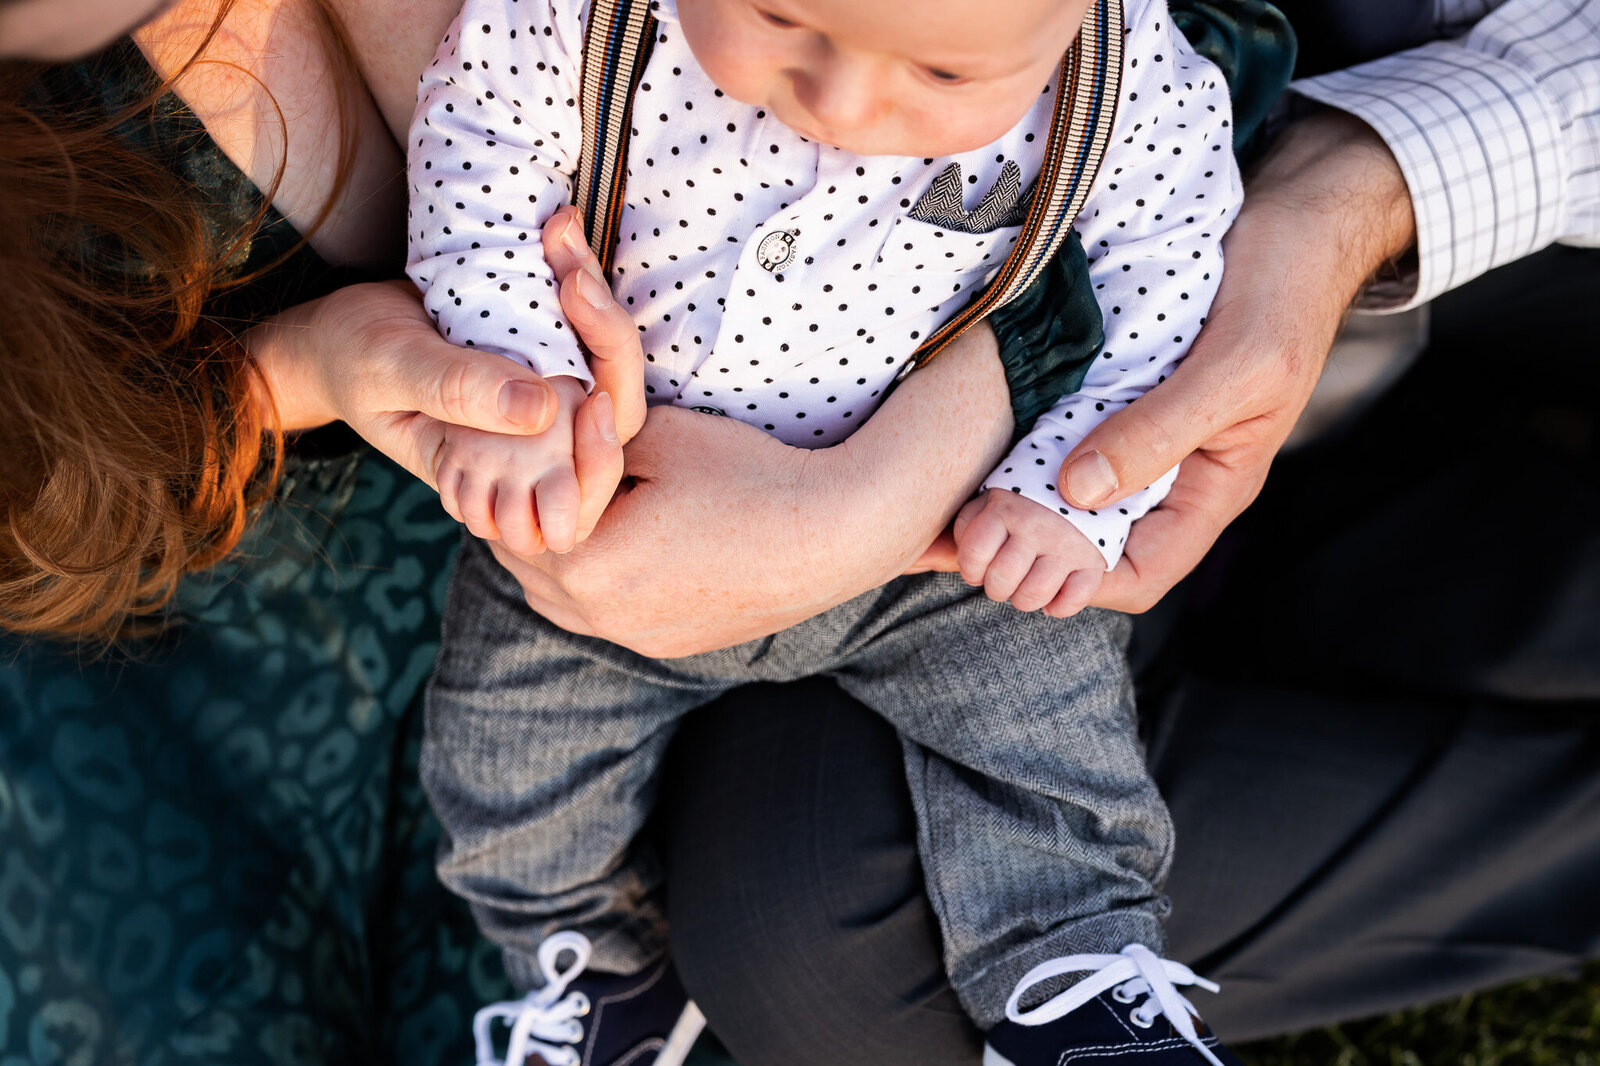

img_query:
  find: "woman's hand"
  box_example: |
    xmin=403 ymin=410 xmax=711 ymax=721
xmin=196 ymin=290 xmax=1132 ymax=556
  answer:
xmin=486 ymin=225 xmax=1015 ymax=657
xmin=247 ymin=274 xmax=645 ymax=493
xmin=1057 ymin=109 xmax=1418 ymax=612
xmin=248 ymin=280 xmax=552 ymax=486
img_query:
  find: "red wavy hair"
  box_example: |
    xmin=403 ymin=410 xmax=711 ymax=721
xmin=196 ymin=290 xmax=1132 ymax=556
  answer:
xmin=0 ymin=0 xmax=353 ymax=643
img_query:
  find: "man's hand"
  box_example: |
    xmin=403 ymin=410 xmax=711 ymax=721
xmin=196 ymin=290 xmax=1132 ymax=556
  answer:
xmin=540 ymin=206 xmax=649 ymax=443
xmin=1059 ymin=109 xmax=1417 ymax=612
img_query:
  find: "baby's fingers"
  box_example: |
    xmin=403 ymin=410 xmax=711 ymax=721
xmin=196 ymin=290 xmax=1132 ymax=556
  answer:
xmin=982 ymin=538 xmax=1037 ymax=604
xmin=1009 ymin=556 xmax=1071 ymax=613
xmin=436 ymin=463 xmax=466 ymax=525
xmin=536 ymin=466 xmax=582 ymax=554
xmin=955 ymin=499 xmax=1006 ymax=586
xmin=1044 ymin=568 xmax=1104 ymax=619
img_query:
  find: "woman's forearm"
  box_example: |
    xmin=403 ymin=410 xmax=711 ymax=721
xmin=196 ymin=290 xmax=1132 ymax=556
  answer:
xmin=245 ymin=296 xmax=343 ymax=432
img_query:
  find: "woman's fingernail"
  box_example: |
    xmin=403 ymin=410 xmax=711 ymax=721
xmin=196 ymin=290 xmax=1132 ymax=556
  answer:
xmin=593 ymin=391 xmax=618 ymax=443
xmin=558 ymin=216 xmax=609 ymax=287
xmin=498 ymin=379 xmax=549 ymax=426
xmin=558 ymin=211 xmax=586 ymax=254
xmin=1064 ymin=450 xmax=1118 ymax=508
xmin=575 ymin=269 xmax=613 ymax=309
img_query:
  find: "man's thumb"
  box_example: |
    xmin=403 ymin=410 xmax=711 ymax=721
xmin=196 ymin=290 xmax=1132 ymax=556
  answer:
xmin=1058 ymin=384 xmax=1225 ymax=509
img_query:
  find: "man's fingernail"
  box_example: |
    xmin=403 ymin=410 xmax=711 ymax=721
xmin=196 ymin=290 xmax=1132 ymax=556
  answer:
xmin=1064 ymin=450 xmax=1117 ymax=508
xmin=593 ymin=391 xmax=618 ymax=443
xmin=498 ymin=379 xmax=549 ymax=426
xmin=575 ymin=269 xmax=613 ymax=309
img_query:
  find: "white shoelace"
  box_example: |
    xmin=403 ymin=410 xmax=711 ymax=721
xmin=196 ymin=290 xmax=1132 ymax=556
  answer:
xmin=474 ymin=931 xmax=594 ymax=1066
xmin=1005 ymin=943 xmax=1226 ymax=1066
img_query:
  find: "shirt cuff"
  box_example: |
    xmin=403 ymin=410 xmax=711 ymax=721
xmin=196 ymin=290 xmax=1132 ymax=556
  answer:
xmin=1292 ymin=40 xmax=1568 ymax=311
xmin=979 ymin=433 xmax=1177 ymax=570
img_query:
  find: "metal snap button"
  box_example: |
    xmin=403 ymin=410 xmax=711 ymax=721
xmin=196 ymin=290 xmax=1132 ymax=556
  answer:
xmin=756 ymin=229 xmax=798 ymax=272
xmin=689 ymin=405 xmax=726 ymax=417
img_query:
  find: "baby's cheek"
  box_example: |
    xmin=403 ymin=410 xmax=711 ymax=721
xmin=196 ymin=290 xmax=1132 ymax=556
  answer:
xmin=913 ymin=81 xmax=1046 ymax=157
xmin=674 ymin=0 xmax=767 ymax=107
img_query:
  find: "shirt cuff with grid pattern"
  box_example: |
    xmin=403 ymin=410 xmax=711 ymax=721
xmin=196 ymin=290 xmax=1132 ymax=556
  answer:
xmin=1292 ymin=39 xmax=1570 ymax=311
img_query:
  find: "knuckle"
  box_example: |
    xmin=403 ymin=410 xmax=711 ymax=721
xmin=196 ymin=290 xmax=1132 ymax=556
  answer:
xmin=1119 ymin=404 xmax=1179 ymax=462
xmin=436 ymin=360 xmax=483 ymax=424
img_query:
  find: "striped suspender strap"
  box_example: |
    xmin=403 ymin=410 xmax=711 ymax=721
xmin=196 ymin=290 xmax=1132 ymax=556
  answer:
xmin=575 ymin=0 xmax=657 ymax=274
xmin=905 ymin=0 xmax=1124 ymax=373
xmin=574 ymin=0 xmax=1123 ymax=368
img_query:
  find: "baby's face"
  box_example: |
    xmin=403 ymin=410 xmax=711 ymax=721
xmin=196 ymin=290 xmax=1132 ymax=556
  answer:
xmin=676 ymin=0 xmax=1091 ymax=157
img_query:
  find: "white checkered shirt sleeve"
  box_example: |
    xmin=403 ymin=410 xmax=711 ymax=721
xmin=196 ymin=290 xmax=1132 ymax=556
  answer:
xmin=1292 ymin=0 xmax=1600 ymax=311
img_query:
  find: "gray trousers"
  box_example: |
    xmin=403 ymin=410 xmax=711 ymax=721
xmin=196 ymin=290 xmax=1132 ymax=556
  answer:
xmin=422 ymin=533 xmax=1173 ymax=1026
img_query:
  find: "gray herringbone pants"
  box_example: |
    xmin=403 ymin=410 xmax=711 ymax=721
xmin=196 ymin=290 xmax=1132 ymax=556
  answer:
xmin=422 ymin=533 xmax=1172 ymax=1026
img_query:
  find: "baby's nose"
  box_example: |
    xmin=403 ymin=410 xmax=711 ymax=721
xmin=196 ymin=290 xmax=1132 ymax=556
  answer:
xmin=790 ymin=60 xmax=883 ymax=139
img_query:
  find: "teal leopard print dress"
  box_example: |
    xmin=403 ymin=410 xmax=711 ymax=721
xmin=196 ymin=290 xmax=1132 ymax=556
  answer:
xmin=0 ymin=43 xmax=510 ymax=1066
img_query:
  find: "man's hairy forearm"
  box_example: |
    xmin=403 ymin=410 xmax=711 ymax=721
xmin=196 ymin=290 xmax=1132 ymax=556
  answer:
xmin=1241 ymin=107 xmax=1417 ymax=307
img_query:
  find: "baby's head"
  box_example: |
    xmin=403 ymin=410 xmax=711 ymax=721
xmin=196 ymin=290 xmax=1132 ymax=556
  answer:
xmin=676 ymin=0 xmax=1093 ymax=156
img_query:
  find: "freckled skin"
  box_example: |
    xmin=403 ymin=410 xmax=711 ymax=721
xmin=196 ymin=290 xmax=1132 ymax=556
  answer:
xmin=674 ymin=0 xmax=1092 ymax=157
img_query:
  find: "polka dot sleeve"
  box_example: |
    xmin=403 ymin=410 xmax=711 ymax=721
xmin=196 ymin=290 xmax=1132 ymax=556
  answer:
xmin=980 ymin=0 xmax=1243 ymax=569
xmin=404 ymin=0 xmax=591 ymax=384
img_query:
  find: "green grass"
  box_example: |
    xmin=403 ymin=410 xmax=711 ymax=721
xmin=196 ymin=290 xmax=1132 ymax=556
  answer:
xmin=1239 ymin=963 xmax=1600 ymax=1066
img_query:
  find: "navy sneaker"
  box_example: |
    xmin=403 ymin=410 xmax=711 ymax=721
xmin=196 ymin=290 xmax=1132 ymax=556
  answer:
xmin=473 ymin=931 xmax=706 ymax=1066
xmin=984 ymin=944 xmax=1240 ymax=1066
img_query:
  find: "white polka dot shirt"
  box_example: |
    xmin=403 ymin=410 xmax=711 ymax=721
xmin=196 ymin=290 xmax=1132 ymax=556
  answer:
xmin=406 ymin=0 xmax=1241 ymax=567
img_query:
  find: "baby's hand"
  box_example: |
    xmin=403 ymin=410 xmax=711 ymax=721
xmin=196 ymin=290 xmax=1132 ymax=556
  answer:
xmin=953 ymin=490 xmax=1106 ymax=617
xmin=435 ymin=376 xmax=606 ymax=555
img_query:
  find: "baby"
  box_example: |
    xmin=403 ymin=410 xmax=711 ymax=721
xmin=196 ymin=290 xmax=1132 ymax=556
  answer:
xmin=407 ymin=0 xmax=1243 ymax=1063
